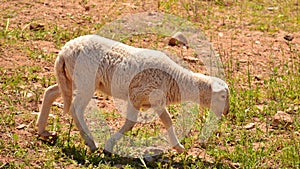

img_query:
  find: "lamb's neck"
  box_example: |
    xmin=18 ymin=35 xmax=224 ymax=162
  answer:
xmin=180 ymin=75 xmax=202 ymax=103
xmin=167 ymin=72 xmax=211 ymax=105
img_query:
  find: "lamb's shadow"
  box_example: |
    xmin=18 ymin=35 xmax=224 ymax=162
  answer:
xmin=61 ymin=146 xmax=227 ymax=168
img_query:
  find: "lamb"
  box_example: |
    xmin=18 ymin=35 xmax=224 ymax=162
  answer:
xmin=36 ymin=34 xmax=229 ymax=154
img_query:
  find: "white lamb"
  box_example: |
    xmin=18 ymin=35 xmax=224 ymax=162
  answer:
xmin=36 ymin=34 xmax=229 ymax=153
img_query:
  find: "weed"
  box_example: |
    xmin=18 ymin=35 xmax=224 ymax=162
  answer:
xmin=0 ymin=0 xmax=299 ymax=168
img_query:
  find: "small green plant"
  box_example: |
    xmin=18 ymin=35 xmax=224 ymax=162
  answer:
xmin=0 ymin=0 xmax=299 ymax=168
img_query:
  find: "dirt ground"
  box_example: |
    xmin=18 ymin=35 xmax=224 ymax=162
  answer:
xmin=2 ymin=0 xmax=299 ymax=78
xmin=0 ymin=0 xmax=299 ymax=167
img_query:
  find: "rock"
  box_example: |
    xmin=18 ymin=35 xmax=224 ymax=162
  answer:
xmin=267 ymin=7 xmax=278 ymax=11
xmin=244 ymin=122 xmax=256 ymax=130
xmin=286 ymin=105 xmax=299 ymax=114
xmin=16 ymin=124 xmax=27 ymax=130
xmin=183 ymin=56 xmax=199 ymax=62
xmin=26 ymin=92 xmax=35 ymax=102
xmin=84 ymin=6 xmax=90 ymax=11
xmin=272 ymin=111 xmax=293 ymax=127
xmin=52 ymin=102 xmax=64 ymax=108
xmin=29 ymin=23 xmax=45 ymax=31
xmin=168 ymin=32 xmax=188 ymax=47
xmin=284 ymin=35 xmax=294 ymax=41
xmin=254 ymin=75 xmax=262 ymax=81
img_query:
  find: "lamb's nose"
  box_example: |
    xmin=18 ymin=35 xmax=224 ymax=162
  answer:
xmin=223 ymin=108 xmax=229 ymax=116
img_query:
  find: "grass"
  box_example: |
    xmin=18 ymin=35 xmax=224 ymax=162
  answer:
xmin=0 ymin=0 xmax=299 ymax=168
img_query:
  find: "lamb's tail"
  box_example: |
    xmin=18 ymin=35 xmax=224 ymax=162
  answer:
xmin=54 ymin=53 xmax=67 ymax=88
xmin=54 ymin=53 xmax=72 ymax=113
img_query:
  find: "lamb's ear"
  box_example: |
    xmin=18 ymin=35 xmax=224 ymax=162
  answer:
xmin=211 ymin=79 xmax=227 ymax=93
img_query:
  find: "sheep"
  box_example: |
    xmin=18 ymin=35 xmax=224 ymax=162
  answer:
xmin=36 ymin=34 xmax=229 ymax=154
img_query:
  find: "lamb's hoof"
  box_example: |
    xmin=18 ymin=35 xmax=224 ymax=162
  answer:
xmin=103 ymin=149 xmax=112 ymax=157
xmin=173 ymin=143 xmax=185 ymax=153
xmin=38 ymin=131 xmax=58 ymax=143
xmin=85 ymin=141 xmax=97 ymax=152
xmin=89 ymin=146 xmax=98 ymax=153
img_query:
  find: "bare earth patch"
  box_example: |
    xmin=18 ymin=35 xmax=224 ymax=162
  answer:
xmin=0 ymin=0 xmax=299 ymax=168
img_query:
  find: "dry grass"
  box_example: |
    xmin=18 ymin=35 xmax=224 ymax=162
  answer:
xmin=0 ymin=0 xmax=299 ymax=168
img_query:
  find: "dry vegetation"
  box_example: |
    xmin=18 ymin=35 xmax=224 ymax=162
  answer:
xmin=0 ymin=0 xmax=299 ymax=168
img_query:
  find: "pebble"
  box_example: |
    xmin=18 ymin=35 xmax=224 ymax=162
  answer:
xmin=168 ymin=32 xmax=188 ymax=46
xmin=284 ymin=35 xmax=294 ymax=41
xmin=244 ymin=122 xmax=256 ymax=130
xmin=272 ymin=111 xmax=293 ymax=127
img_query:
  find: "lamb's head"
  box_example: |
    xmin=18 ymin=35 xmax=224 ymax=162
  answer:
xmin=193 ymin=73 xmax=230 ymax=119
xmin=210 ymin=76 xmax=230 ymax=118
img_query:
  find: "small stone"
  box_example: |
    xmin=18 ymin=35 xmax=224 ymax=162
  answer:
xmin=286 ymin=105 xmax=299 ymax=114
xmin=231 ymin=162 xmax=241 ymax=168
xmin=244 ymin=122 xmax=256 ymax=130
xmin=44 ymin=67 xmax=50 ymax=71
xmin=29 ymin=23 xmax=45 ymax=31
xmin=254 ymin=75 xmax=262 ymax=81
xmin=183 ymin=56 xmax=199 ymax=62
xmin=26 ymin=92 xmax=35 ymax=102
xmin=16 ymin=124 xmax=27 ymax=130
xmin=272 ymin=111 xmax=293 ymax=127
xmin=26 ymin=92 xmax=34 ymax=98
xmin=168 ymin=32 xmax=188 ymax=47
xmin=284 ymin=35 xmax=294 ymax=41
xmin=52 ymin=102 xmax=64 ymax=108
xmin=267 ymin=7 xmax=278 ymax=11
xmin=84 ymin=6 xmax=90 ymax=11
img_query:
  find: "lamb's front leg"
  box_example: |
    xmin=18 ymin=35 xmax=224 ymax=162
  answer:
xmin=104 ymin=103 xmax=138 ymax=154
xmin=156 ymin=107 xmax=185 ymax=153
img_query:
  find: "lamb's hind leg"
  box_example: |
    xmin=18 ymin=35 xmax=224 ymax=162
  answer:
xmin=37 ymin=84 xmax=60 ymax=140
xmin=69 ymin=69 xmax=98 ymax=151
xmin=104 ymin=103 xmax=138 ymax=154
xmin=69 ymin=90 xmax=97 ymax=152
xmin=156 ymin=108 xmax=185 ymax=153
xmin=70 ymin=61 xmax=99 ymax=152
